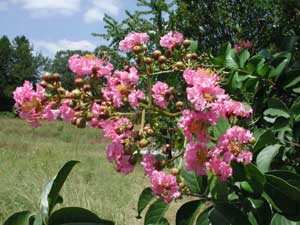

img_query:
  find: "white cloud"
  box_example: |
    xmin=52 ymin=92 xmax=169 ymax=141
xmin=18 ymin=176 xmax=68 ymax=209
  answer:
xmin=32 ymin=39 xmax=96 ymax=57
xmin=0 ymin=2 xmax=8 ymax=11
xmin=6 ymin=0 xmax=81 ymax=15
xmin=84 ymin=0 xmax=120 ymax=23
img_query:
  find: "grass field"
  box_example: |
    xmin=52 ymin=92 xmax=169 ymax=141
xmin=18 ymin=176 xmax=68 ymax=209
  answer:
xmin=0 ymin=118 xmax=150 ymax=225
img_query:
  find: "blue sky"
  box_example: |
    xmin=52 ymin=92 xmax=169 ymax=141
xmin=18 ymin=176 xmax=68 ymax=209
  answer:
xmin=0 ymin=0 xmax=139 ymax=57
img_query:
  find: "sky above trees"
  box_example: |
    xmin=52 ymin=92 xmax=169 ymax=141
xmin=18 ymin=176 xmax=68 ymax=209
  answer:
xmin=0 ymin=0 xmax=139 ymax=57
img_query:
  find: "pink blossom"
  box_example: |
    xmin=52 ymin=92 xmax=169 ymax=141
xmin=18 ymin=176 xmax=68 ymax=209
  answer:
xmin=41 ymin=103 xmax=60 ymax=121
xmin=119 ymin=32 xmax=149 ymax=52
xmin=68 ymin=54 xmax=113 ymax=77
xmin=60 ymin=100 xmax=75 ymax=122
xmin=106 ymin=143 xmax=134 ymax=175
xmin=217 ymin=126 xmax=253 ymax=164
xmin=152 ymin=81 xmax=172 ymax=109
xmin=13 ymin=81 xmax=46 ymax=127
xmin=114 ymin=67 xmax=139 ymax=86
xmin=234 ymin=40 xmax=252 ymax=53
xmin=150 ymin=170 xmax=181 ymax=203
xmin=160 ymin=31 xmax=184 ymax=49
xmin=100 ymin=117 xmax=132 ymax=143
xmin=208 ymin=157 xmax=232 ymax=181
xmin=128 ymin=89 xmax=145 ymax=109
xmin=183 ymin=69 xmax=219 ymax=86
xmin=221 ymin=99 xmax=253 ymax=118
xmin=178 ymin=109 xmax=219 ymax=142
xmin=184 ymin=142 xmax=208 ymax=176
xmin=141 ymin=154 xmax=156 ymax=176
xmin=102 ymin=86 xmax=124 ymax=108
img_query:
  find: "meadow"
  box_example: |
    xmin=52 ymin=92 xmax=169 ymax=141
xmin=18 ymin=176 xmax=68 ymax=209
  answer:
xmin=0 ymin=118 xmax=149 ymax=225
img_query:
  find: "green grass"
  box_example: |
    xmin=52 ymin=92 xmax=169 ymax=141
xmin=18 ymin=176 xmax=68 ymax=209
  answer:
xmin=0 ymin=118 xmax=149 ymax=225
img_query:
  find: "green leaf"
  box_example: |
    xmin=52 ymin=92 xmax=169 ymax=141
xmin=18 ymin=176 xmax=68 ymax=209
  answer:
xmin=196 ymin=206 xmax=211 ymax=225
xmin=265 ymin=174 xmax=300 ymax=221
xmin=212 ymin=118 xmax=230 ymax=138
xmin=208 ymin=174 xmax=228 ymax=201
xmin=4 ymin=211 xmax=35 ymax=225
xmin=267 ymin=170 xmax=300 ymax=189
xmin=271 ymin=214 xmax=300 ymax=225
xmin=239 ymin=49 xmax=250 ymax=68
xmin=225 ymin=49 xmax=239 ymax=69
xmin=40 ymin=160 xmax=79 ymax=221
xmin=48 ymin=207 xmax=114 ymax=225
xmin=144 ymin=199 xmax=169 ymax=225
xmin=269 ymin=58 xmax=289 ymax=81
xmin=263 ymin=108 xmax=290 ymax=119
xmin=189 ymin=40 xmax=198 ymax=52
xmin=291 ymin=100 xmax=300 ymax=122
xmin=137 ymin=187 xmax=155 ymax=218
xmin=176 ymin=200 xmax=204 ymax=225
xmin=253 ymin=130 xmax=276 ymax=153
xmin=209 ymin=203 xmax=251 ymax=225
xmin=256 ymin=144 xmax=281 ymax=173
xmin=181 ymin=165 xmax=204 ymax=194
xmin=248 ymin=199 xmax=272 ymax=225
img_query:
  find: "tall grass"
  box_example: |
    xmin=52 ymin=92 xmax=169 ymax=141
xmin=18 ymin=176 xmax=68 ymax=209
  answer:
xmin=0 ymin=118 xmax=148 ymax=225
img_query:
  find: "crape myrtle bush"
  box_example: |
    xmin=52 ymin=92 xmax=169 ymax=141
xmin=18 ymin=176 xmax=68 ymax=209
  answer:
xmin=7 ymin=31 xmax=300 ymax=225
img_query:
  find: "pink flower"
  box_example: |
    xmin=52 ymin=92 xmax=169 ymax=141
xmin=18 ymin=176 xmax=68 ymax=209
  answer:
xmin=184 ymin=142 xmax=208 ymax=176
xmin=152 ymin=81 xmax=172 ymax=109
xmin=100 ymin=117 xmax=132 ymax=143
xmin=183 ymin=69 xmax=219 ymax=86
xmin=106 ymin=143 xmax=134 ymax=175
xmin=68 ymin=54 xmax=113 ymax=77
xmin=114 ymin=67 xmax=139 ymax=86
xmin=128 ymin=89 xmax=145 ymax=109
xmin=150 ymin=170 xmax=181 ymax=203
xmin=41 ymin=103 xmax=60 ymax=121
xmin=141 ymin=154 xmax=156 ymax=176
xmin=234 ymin=40 xmax=252 ymax=53
xmin=60 ymin=100 xmax=75 ymax=122
xmin=221 ymin=99 xmax=253 ymax=118
xmin=217 ymin=126 xmax=253 ymax=164
xmin=160 ymin=31 xmax=184 ymax=49
xmin=119 ymin=32 xmax=149 ymax=52
xmin=178 ymin=109 xmax=219 ymax=142
xmin=13 ymin=81 xmax=46 ymax=127
xmin=208 ymin=156 xmax=232 ymax=181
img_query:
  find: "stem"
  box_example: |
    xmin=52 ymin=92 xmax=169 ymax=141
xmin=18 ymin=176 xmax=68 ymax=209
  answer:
xmin=139 ymin=109 xmax=146 ymax=134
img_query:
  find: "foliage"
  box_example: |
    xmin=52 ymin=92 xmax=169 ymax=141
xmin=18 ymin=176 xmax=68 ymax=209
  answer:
xmin=3 ymin=160 xmax=115 ymax=225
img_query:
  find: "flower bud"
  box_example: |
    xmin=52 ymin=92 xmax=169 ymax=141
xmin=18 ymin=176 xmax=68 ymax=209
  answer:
xmin=191 ymin=53 xmax=198 ymax=60
xmin=152 ymin=50 xmax=162 ymax=59
xmin=133 ymin=46 xmax=143 ymax=54
xmin=146 ymin=128 xmax=155 ymax=136
xmin=76 ymin=118 xmax=86 ymax=128
xmin=249 ymin=137 xmax=256 ymax=145
xmin=86 ymin=112 xmax=94 ymax=121
xmin=40 ymin=80 xmax=48 ymax=88
xmin=183 ymin=39 xmax=191 ymax=48
xmin=57 ymin=87 xmax=65 ymax=95
xmin=176 ymin=101 xmax=184 ymax=110
xmin=83 ymin=84 xmax=91 ymax=92
xmin=144 ymin=57 xmax=153 ymax=65
xmin=161 ymin=144 xmax=171 ymax=154
xmin=42 ymin=72 xmax=53 ymax=82
xmin=71 ymin=117 xmax=77 ymax=125
xmin=53 ymin=73 xmax=61 ymax=82
xmin=71 ymin=89 xmax=81 ymax=99
xmin=175 ymin=61 xmax=185 ymax=70
xmin=139 ymin=139 xmax=150 ymax=148
xmin=178 ymin=182 xmax=186 ymax=189
xmin=123 ymin=65 xmax=130 ymax=72
xmin=158 ymin=55 xmax=167 ymax=64
xmin=74 ymin=77 xmax=84 ymax=87
xmin=170 ymin=168 xmax=179 ymax=176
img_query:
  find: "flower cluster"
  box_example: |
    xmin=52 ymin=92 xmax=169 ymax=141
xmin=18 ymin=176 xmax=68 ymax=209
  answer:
xmin=13 ymin=30 xmax=255 ymax=204
xmin=234 ymin=40 xmax=252 ymax=53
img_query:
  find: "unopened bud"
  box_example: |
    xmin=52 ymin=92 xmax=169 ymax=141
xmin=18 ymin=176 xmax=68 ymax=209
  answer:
xmin=152 ymin=50 xmax=162 ymax=59
xmin=146 ymin=128 xmax=155 ymax=136
xmin=170 ymin=168 xmax=179 ymax=176
xmin=158 ymin=55 xmax=167 ymax=64
xmin=76 ymin=118 xmax=86 ymax=128
xmin=175 ymin=61 xmax=185 ymax=70
xmin=191 ymin=53 xmax=198 ymax=60
xmin=42 ymin=72 xmax=53 ymax=82
xmin=83 ymin=84 xmax=90 ymax=92
xmin=52 ymin=73 xmax=61 ymax=82
xmin=40 ymin=80 xmax=48 ymax=88
xmin=144 ymin=57 xmax=153 ymax=65
xmin=179 ymin=182 xmax=186 ymax=189
xmin=71 ymin=89 xmax=81 ymax=99
xmin=183 ymin=39 xmax=191 ymax=48
xmin=74 ymin=77 xmax=84 ymax=87
xmin=139 ymin=139 xmax=150 ymax=148
xmin=133 ymin=46 xmax=143 ymax=54
xmin=249 ymin=137 xmax=256 ymax=145
xmin=176 ymin=101 xmax=184 ymax=110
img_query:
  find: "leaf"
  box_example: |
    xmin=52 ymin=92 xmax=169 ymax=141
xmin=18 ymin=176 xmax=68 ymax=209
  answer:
xmin=248 ymin=199 xmax=272 ymax=225
xmin=269 ymin=58 xmax=289 ymax=81
xmin=225 ymin=49 xmax=239 ymax=69
xmin=267 ymin=170 xmax=300 ymax=189
xmin=253 ymin=130 xmax=276 ymax=153
xmin=137 ymin=187 xmax=155 ymax=218
xmin=176 ymin=200 xmax=204 ymax=225
xmin=209 ymin=203 xmax=251 ymax=225
xmin=291 ymin=100 xmax=300 ymax=122
xmin=239 ymin=49 xmax=250 ymax=68
xmin=271 ymin=214 xmax=300 ymax=225
xmin=256 ymin=144 xmax=281 ymax=173
xmin=181 ymin=165 xmax=204 ymax=194
xmin=48 ymin=207 xmax=114 ymax=225
xmin=196 ymin=206 xmax=211 ymax=225
xmin=3 ymin=211 xmax=35 ymax=225
xmin=265 ymin=174 xmax=300 ymax=221
xmin=212 ymin=118 xmax=230 ymax=138
xmin=189 ymin=40 xmax=198 ymax=52
xmin=263 ymin=108 xmax=290 ymax=119
xmin=144 ymin=199 xmax=169 ymax=225
xmin=40 ymin=160 xmax=79 ymax=221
